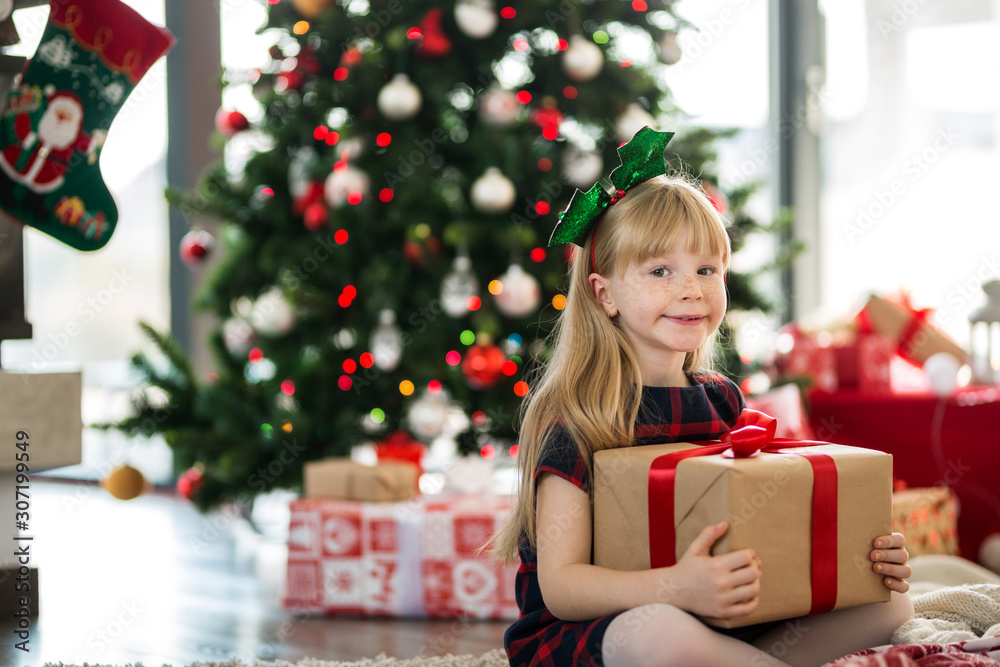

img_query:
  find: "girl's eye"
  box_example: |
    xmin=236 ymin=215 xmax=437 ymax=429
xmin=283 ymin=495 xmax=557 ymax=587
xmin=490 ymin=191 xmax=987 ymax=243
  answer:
xmin=651 ymin=267 xmax=670 ymax=277
xmin=698 ymin=266 xmax=718 ymax=275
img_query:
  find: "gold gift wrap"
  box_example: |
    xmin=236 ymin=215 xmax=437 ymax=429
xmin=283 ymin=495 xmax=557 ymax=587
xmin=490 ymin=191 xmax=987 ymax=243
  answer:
xmin=304 ymin=458 xmax=419 ymax=502
xmin=892 ymin=486 xmax=959 ymax=557
xmin=593 ymin=441 xmax=892 ymax=627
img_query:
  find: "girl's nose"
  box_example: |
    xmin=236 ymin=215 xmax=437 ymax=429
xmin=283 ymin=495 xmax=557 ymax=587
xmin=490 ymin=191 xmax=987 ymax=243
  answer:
xmin=679 ymin=274 xmax=702 ymax=299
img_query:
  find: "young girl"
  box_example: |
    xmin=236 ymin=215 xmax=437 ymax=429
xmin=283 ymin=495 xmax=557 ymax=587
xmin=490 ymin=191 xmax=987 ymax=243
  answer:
xmin=491 ymin=128 xmax=914 ymax=667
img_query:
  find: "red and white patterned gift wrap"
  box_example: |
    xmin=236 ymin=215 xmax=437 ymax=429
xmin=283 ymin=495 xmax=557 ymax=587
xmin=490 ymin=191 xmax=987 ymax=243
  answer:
xmin=284 ymin=495 xmax=518 ymax=619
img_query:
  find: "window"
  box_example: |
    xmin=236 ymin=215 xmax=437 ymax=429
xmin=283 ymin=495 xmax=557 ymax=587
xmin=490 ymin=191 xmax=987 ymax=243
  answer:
xmin=2 ymin=0 xmax=172 ymax=482
xmin=820 ymin=0 xmax=999 ymax=349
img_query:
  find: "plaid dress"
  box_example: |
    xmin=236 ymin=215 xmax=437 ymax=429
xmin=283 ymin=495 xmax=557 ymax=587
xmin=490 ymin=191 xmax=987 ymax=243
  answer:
xmin=504 ymin=373 xmax=749 ymax=667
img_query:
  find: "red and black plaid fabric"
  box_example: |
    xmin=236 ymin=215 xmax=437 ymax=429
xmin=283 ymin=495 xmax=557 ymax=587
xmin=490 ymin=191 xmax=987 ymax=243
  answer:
xmin=505 ymin=373 xmax=745 ymax=667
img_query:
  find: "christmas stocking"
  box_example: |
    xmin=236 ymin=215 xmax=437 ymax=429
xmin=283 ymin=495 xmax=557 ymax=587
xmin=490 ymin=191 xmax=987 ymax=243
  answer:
xmin=0 ymin=0 xmax=174 ymax=251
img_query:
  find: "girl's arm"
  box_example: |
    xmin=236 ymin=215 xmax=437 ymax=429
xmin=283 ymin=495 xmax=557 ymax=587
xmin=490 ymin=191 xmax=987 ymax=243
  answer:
xmin=535 ymin=473 xmax=762 ymax=622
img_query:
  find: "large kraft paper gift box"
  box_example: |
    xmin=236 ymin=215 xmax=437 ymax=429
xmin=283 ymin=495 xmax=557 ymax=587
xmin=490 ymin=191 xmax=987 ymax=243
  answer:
xmin=304 ymin=458 xmax=419 ymax=502
xmin=593 ymin=410 xmax=892 ymax=628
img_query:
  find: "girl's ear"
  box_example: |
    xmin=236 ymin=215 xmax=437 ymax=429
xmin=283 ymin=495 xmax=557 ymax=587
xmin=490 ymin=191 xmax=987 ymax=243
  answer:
xmin=589 ymin=273 xmax=619 ymax=318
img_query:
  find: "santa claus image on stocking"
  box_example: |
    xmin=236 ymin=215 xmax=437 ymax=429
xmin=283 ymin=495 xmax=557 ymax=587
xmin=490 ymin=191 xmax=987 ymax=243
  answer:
xmin=1 ymin=89 xmax=106 ymax=196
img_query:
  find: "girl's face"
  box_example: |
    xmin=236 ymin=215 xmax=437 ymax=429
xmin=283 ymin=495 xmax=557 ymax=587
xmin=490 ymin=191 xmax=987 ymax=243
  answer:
xmin=589 ymin=229 xmax=726 ymax=386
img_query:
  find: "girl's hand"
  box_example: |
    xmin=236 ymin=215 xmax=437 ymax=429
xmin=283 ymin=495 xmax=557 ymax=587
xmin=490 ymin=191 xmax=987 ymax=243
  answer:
xmin=666 ymin=520 xmax=761 ymax=619
xmin=871 ymin=533 xmax=911 ymax=593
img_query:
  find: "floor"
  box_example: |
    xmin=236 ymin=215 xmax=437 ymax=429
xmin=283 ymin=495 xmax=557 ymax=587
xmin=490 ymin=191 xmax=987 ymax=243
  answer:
xmin=0 ymin=479 xmax=509 ymax=666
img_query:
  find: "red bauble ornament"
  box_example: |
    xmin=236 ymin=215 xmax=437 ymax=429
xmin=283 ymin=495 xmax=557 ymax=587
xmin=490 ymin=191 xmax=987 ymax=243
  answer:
xmin=461 ymin=344 xmax=507 ymax=390
xmin=177 ymin=467 xmax=205 ymax=500
xmin=304 ymin=202 xmax=328 ymax=231
xmin=415 ymin=8 xmax=452 ymax=59
xmin=296 ymin=48 xmax=322 ymax=76
xmin=375 ymin=430 xmax=426 ymax=477
xmin=403 ymin=236 xmax=442 ymax=268
xmin=215 ymin=108 xmax=249 ymax=137
xmin=531 ymin=105 xmax=564 ymax=131
xmin=179 ymin=229 xmax=215 ymax=266
xmin=293 ymin=180 xmax=325 ymax=216
xmin=340 ymin=48 xmax=363 ymax=67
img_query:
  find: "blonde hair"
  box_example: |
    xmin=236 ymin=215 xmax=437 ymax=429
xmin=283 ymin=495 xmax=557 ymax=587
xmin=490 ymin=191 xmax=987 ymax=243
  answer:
xmin=490 ymin=175 xmax=733 ymax=563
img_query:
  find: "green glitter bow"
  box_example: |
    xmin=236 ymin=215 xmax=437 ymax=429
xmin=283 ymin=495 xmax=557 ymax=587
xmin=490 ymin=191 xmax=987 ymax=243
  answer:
xmin=549 ymin=126 xmax=675 ymax=247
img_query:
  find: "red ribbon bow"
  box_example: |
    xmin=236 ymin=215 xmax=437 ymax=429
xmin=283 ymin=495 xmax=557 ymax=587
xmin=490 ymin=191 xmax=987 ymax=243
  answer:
xmin=647 ymin=409 xmax=839 ymax=616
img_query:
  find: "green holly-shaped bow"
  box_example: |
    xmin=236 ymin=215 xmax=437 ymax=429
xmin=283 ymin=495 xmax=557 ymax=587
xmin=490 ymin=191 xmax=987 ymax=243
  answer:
xmin=549 ymin=126 xmax=675 ymax=247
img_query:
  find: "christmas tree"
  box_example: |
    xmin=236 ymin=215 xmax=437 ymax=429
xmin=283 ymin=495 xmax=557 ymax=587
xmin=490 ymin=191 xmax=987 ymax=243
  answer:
xmin=108 ymin=0 xmax=786 ymax=509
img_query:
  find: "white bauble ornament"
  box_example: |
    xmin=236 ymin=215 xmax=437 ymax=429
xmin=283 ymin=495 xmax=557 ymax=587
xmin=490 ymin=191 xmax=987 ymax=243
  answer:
xmin=659 ymin=30 xmax=682 ymax=65
xmin=562 ymin=35 xmax=604 ymax=82
xmin=407 ymin=391 xmax=451 ymax=440
xmin=0 ymin=0 xmax=14 ymax=22
xmin=615 ymin=104 xmax=656 ymax=143
xmin=471 ymin=167 xmax=516 ymax=214
xmin=924 ymin=352 xmax=961 ymax=397
xmin=251 ymin=288 xmax=295 ymax=337
xmin=324 ymin=164 xmax=371 ymax=207
xmin=455 ymin=0 xmax=498 ymax=39
xmin=377 ymin=74 xmax=422 ymax=121
xmin=222 ymin=317 xmax=256 ymax=355
xmin=479 ymin=87 xmax=519 ymax=127
xmin=441 ymin=254 xmax=479 ymax=317
xmin=371 ymin=309 xmax=403 ymax=371
xmin=493 ymin=264 xmax=541 ymax=318
xmin=562 ymin=145 xmax=604 ymax=188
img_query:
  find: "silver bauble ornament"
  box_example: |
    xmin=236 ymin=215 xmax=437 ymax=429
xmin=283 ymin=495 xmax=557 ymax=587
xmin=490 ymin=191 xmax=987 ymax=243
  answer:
xmin=377 ymin=74 xmax=422 ymax=121
xmin=470 ymin=167 xmax=516 ymax=214
xmin=615 ymin=104 xmax=656 ymax=144
xmin=562 ymin=35 xmax=604 ymax=82
xmin=222 ymin=318 xmax=256 ymax=355
xmin=493 ymin=264 xmax=541 ymax=318
xmin=324 ymin=164 xmax=371 ymax=207
xmin=479 ymin=87 xmax=519 ymax=127
xmin=441 ymin=254 xmax=479 ymax=317
xmin=562 ymin=145 xmax=604 ymax=188
xmin=370 ymin=309 xmax=403 ymax=371
xmin=407 ymin=391 xmax=451 ymax=440
xmin=454 ymin=0 xmax=498 ymax=39
xmin=659 ymin=31 xmax=682 ymax=65
xmin=251 ymin=288 xmax=295 ymax=337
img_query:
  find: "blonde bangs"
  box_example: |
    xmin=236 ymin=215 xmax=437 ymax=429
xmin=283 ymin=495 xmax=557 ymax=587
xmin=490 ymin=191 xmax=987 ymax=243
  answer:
xmin=596 ymin=176 xmax=731 ymax=277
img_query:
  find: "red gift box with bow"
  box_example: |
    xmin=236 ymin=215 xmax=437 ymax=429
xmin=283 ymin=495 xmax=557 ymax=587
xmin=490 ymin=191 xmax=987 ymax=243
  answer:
xmin=593 ymin=410 xmax=892 ymax=628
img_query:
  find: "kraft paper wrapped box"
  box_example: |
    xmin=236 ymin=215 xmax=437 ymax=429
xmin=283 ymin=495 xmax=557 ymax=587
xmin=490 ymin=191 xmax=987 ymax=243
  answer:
xmin=593 ymin=415 xmax=893 ymax=628
xmin=304 ymin=458 xmax=419 ymax=502
xmin=859 ymin=295 xmax=966 ymax=366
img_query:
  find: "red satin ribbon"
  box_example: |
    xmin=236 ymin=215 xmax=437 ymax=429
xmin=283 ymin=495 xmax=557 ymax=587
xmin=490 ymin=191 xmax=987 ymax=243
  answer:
xmin=647 ymin=409 xmax=839 ymax=616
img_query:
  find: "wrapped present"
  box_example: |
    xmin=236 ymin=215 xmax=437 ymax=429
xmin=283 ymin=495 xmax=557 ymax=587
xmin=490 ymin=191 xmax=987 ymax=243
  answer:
xmin=284 ymin=495 xmax=518 ymax=619
xmin=419 ymin=495 xmax=519 ymax=619
xmin=745 ymin=383 xmax=816 ymax=440
xmin=858 ymin=294 xmax=966 ymax=366
xmin=777 ymin=329 xmax=838 ymax=392
xmin=832 ymin=333 xmax=895 ymax=391
xmin=593 ymin=410 xmax=892 ymax=628
xmin=304 ymin=458 xmax=419 ymax=502
xmin=891 ymin=486 xmax=959 ymax=557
